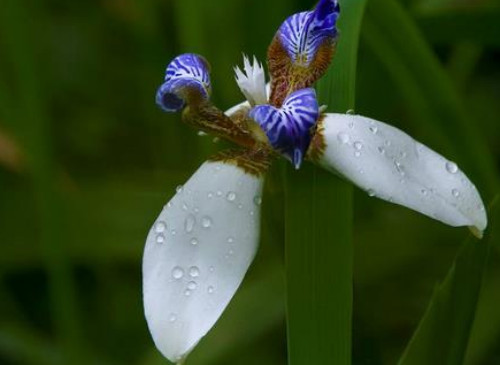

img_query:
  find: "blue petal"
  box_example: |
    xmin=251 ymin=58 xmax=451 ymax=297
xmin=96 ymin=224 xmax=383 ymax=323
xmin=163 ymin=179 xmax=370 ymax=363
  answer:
xmin=249 ymin=88 xmax=319 ymax=168
xmin=156 ymin=54 xmax=211 ymax=112
xmin=279 ymin=0 xmax=339 ymax=66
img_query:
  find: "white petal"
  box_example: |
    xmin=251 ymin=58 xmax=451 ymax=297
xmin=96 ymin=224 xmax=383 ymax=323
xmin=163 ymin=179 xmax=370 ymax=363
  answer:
xmin=143 ymin=160 xmax=264 ymax=362
xmin=234 ymin=55 xmax=267 ymax=106
xmin=316 ymin=113 xmax=487 ymax=233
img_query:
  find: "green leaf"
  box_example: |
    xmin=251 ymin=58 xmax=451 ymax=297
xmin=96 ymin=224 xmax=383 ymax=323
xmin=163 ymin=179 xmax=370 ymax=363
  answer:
xmin=284 ymin=0 xmax=367 ymax=364
xmin=398 ymin=200 xmax=497 ymax=365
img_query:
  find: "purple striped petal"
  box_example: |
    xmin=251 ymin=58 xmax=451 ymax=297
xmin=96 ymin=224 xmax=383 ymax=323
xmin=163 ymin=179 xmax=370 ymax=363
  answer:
xmin=249 ymin=88 xmax=319 ymax=169
xmin=279 ymin=0 xmax=339 ymax=66
xmin=268 ymin=0 xmax=340 ymax=107
xmin=156 ymin=54 xmax=211 ymax=112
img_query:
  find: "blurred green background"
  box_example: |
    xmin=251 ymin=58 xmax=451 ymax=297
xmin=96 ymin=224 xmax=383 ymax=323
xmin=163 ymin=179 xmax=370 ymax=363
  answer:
xmin=0 ymin=0 xmax=499 ymax=364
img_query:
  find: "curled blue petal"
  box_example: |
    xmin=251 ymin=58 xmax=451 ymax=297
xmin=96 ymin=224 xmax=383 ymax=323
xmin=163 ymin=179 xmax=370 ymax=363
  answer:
xmin=156 ymin=54 xmax=211 ymax=112
xmin=249 ymin=88 xmax=319 ymax=169
xmin=279 ymin=0 xmax=339 ymax=67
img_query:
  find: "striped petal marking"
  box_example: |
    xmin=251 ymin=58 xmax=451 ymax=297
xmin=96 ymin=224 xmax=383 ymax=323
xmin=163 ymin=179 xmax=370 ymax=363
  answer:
xmin=249 ymin=88 xmax=319 ymax=169
xmin=279 ymin=0 xmax=339 ymax=66
xmin=156 ymin=53 xmax=211 ymax=112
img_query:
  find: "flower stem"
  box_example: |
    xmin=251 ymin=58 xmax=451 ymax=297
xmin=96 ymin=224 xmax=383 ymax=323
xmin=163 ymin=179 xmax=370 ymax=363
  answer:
xmin=284 ymin=0 xmax=367 ymax=363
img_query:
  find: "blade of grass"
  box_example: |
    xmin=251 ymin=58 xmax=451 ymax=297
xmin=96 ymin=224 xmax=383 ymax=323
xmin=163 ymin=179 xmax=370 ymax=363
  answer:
xmin=284 ymin=0 xmax=367 ymax=364
xmin=397 ymin=199 xmax=497 ymax=365
xmin=0 ymin=1 xmax=86 ymax=363
xmin=362 ymin=0 xmax=499 ymax=201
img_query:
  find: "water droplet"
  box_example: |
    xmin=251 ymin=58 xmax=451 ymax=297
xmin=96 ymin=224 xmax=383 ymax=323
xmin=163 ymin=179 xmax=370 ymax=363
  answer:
xmin=354 ymin=151 xmax=361 ymax=157
xmin=346 ymin=109 xmax=355 ymax=115
xmin=216 ymin=190 xmax=223 ymax=197
xmin=171 ymin=229 xmax=177 ymax=236
xmin=226 ymin=191 xmax=236 ymax=201
xmin=337 ymin=132 xmax=349 ymax=144
xmin=446 ymin=161 xmax=458 ymax=174
xmin=253 ymin=195 xmax=262 ymax=206
xmin=394 ymin=161 xmax=405 ymax=176
xmin=207 ymin=286 xmax=214 ymax=294
xmin=176 ymin=185 xmax=183 ymax=193
xmin=378 ymin=146 xmax=385 ymax=155
xmin=249 ymin=210 xmax=255 ymax=216
xmin=169 ymin=313 xmax=177 ymax=322
xmin=238 ymin=203 xmax=243 ymax=209
xmin=367 ymin=189 xmax=376 ymax=197
xmin=194 ymin=207 xmax=200 ymax=213
xmin=182 ymin=203 xmax=188 ymax=211
xmin=184 ymin=214 xmax=196 ymax=233
xmin=227 ymin=237 xmax=235 ymax=243
xmin=400 ymin=151 xmax=407 ymax=158
xmin=190 ymin=238 xmax=199 ymax=246
xmin=184 ymin=289 xmax=191 ymax=296
xmin=156 ymin=234 xmax=165 ymax=244
xmin=202 ymin=216 xmax=212 ymax=228
xmin=452 ymin=189 xmax=460 ymax=197
xmin=207 ymin=192 xmax=214 ymax=199
xmin=171 ymin=266 xmax=184 ymax=280
xmin=212 ymin=137 xmax=220 ymax=143
xmin=369 ymin=125 xmax=378 ymax=134
xmin=155 ymin=221 xmax=166 ymax=233
xmin=166 ymin=202 xmax=172 ymax=208
xmin=197 ymin=131 xmax=207 ymax=137
xmin=385 ymin=140 xmax=391 ymax=147
xmin=189 ymin=266 xmax=200 ymax=278
xmin=354 ymin=141 xmax=363 ymax=150
xmin=209 ymin=266 xmax=215 ymax=273
xmin=187 ymin=281 xmax=197 ymax=290
xmin=421 ymin=189 xmax=427 ymax=196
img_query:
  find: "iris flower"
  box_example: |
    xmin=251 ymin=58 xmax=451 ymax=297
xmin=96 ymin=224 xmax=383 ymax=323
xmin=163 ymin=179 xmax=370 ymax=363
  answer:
xmin=143 ymin=0 xmax=487 ymax=362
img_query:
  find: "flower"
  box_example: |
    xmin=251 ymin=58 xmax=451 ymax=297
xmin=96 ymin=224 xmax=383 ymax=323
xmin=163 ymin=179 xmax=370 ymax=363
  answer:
xmin=143 ymin=0 xmax=487 ymax=362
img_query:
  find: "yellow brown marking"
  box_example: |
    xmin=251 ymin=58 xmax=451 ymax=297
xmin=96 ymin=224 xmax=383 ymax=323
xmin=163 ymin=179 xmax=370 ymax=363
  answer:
xmin=268 ymin=37 xmax=336 ymax=107
xmin=208 ymin=148 xmax=275 ymax=177
xmin=182 ymin=102 xmax=256 ymax=148
xmin=306 ymin=113 xmax=327 ymax=163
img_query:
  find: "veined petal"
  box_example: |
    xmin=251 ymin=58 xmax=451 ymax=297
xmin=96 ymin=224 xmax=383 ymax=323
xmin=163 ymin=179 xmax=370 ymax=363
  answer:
xmin=156 ymin=54 xmax=211 ymax=112
xmin=143 ymin=151 xmax=269 ymax=363
xmin=311 ymin=113 xmax=487 ymax=234
xmin=250 ymin=88 xmax=318 ymax=169
xmin=268 ymin=0 xmax=340 ymax=106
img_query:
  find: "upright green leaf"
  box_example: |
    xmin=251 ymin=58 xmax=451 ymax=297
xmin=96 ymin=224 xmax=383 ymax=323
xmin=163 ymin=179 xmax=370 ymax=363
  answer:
xmin=398 ymin=201 xmax=497 ymax=365
xmin=284 ymin=0 xmax=367 ymax=364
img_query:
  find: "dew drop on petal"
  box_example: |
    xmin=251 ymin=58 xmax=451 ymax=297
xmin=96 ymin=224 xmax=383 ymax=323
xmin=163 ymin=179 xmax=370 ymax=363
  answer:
xmin=421 ymin=189 xmax=427 ymax=196
xmin=190 ymin=238 xmax=199 ymax=246
xmin=216 ymin=190 xmax=223 ymax=197
xmin=253 ymin=195 xmax=262 ymax=206
xmin=176 ymin=185 xmax=183 ymax=193
xmin=378 ymin=146 xmax=385 ymax=155
xmin=226 ymin=191 xmax=236 ymax=202
xmin=385 ymin=140 xmax=391 ymax=147
xmin=171 ymin=229 xmax=177 ymax=236
xmin=171 ymin=266 xmax=184 ymax=280
xmin=184 ymin=289 xmax=191 ymax=297
xmin=367 ymin=189 xmax=376 ymax=197
xmin=227 ymin=236 xmax=235 ymax=243
xmin=369 ymin=125 xmax=378 ymax=134
xmin=354 ymin=141 xmax=363 ymax=150
xmin=209 ymin=266 xmax=215 ymax=273
xmin=452 ymin=189 xmax=460 ymax=197
xmin=202 ymin=216 xmax=212 ymax=228
xmin=354 ymin=151 xmax=361 ymax=158
xmin=189 ymin=266 xmax=200 ymax=278
xmin=155 ymin=234 xmax=165 ymax=244
xmin=169 ymin=313 xmax=177 ymax=322
xmin=337 ymin=132 xmax=350 ymax=144
xmin=207 ymin=286 xmax=214 ymax=294
xmin=187 ymin=281 xmax=197 ymax=290
xmin=207 ymin=192 xmax=214 ymax=199
xmin=155 ymin=221 xmax=166 ymax=233
xmin=184 ymin=214 xmax=196 ymax=233
xmin=446 ymin=161 xmax=458 ymax=174
xmin=238 ymin=203 xmax=243 ymax=209
xmin=346 ymin=109 xmax=355 ymax=115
